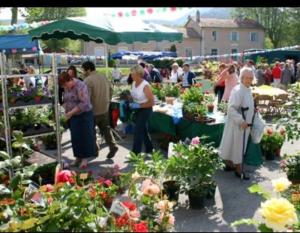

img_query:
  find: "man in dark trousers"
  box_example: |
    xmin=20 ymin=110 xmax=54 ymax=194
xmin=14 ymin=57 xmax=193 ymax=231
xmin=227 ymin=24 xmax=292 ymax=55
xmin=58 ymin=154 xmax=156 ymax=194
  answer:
xmin=82 ymin=61 xmax=118 ymax=159
xmin=147 ymin=64 xmax=162 ymax=83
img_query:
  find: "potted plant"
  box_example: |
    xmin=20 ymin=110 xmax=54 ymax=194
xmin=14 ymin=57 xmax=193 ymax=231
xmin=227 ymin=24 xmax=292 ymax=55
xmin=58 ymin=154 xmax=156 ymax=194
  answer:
xmin=261 ymin=127 xmax=285 ymax=160
xmin=217 ymin=101 xmax=228 ymax=115
xmin=182 ymin=102 xmax=207 ymax=122
xmin=280 ymin=152 xmax=300 ymax=184
xmin=162 ymin=84 xmax=180 ymax=105
xmin=204 ymin=93 xmax=215 ymax=113
xmin=166 ymin=137 xmax=224 ymax=209
xmin=126 ymin=151 xmax=180 ymax=202
xmin=34 ymin=88 xmax=44 ymax=103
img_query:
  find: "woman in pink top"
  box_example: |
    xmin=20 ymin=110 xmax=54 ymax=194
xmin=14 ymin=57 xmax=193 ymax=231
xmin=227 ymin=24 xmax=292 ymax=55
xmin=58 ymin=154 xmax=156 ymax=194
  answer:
xmin=216 ymin=64 xmax=238 ymax=102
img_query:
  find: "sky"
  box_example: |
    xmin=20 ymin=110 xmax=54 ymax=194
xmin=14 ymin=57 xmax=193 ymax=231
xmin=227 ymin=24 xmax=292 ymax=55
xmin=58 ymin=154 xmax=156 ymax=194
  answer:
xmin=0 ymin=7 xmax=196 ymax=22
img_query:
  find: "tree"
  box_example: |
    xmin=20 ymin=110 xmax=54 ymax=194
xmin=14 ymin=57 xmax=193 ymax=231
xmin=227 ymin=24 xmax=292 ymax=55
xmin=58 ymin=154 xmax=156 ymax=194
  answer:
xmin=170 ymin=44 xmax=177 ymax=52
xmin=231 ymin=8 xmax=292 ymax=48
xmin=11 ymin=7 xmax=18 ymax=25
xmin=25 ymin=8 xmax=86 ymax=53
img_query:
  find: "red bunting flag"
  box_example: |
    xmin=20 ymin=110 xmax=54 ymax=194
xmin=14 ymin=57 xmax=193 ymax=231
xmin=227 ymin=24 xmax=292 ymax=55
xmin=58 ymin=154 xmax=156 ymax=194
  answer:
xmin=170 ymin=7 xmax=177 ymax=12
xmin=131 ymin=10 xmax=137 ymax=16
xmin=118 ymin=12 xmax=123 ymax=17
xmin=12 ymin=48 xmax=17 ymax=53
xmin=147 ymin=8 xmax=153 ymax=14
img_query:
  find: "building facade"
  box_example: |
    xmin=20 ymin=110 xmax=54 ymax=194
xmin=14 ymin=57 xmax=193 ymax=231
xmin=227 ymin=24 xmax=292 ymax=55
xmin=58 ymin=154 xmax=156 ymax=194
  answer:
xmin=82 ymin=14 xmax=265 ymax=58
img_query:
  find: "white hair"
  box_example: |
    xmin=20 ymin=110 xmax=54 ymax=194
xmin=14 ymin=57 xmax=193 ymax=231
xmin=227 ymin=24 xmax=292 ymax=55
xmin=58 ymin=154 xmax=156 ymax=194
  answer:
xmin=239 ymin=67 xmax=254 ymax=82
xmin=130 ymin=64 xmax=144 ymax=77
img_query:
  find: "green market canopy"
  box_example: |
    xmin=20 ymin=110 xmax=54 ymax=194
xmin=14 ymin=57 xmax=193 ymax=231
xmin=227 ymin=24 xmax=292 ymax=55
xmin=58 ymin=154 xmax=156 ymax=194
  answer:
xmin=29 ymin=16 xmax=183 ymax=45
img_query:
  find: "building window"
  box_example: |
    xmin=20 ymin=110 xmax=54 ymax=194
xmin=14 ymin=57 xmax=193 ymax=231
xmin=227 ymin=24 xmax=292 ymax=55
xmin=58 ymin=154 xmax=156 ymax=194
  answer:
xmin=211 ymin=49 xmax=218 ymax=55
xmin=250 ymin=32 xmax=258 ymax=42
xmin=230 ymin=31 xmax=239 ymax=41
xmin=185 ymin=48 xmax=192 ymax=57
xmin=212 ymin=31 xmax=217 ymax=41
xmin=231 ymin=48 xmax=238 ymax=61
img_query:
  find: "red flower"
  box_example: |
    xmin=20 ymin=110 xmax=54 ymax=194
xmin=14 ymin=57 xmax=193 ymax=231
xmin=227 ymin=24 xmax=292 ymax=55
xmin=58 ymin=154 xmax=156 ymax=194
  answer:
xmin=47 ymin=196 xmax=53 ymax=205
xmin=133 ymin=221 xmax=148 ymax=232
xmin=89 ymin=188 xmax=97 ymax=199
xmin=100 ymin=191 xmax=108 ymax=200
xmin=266 ymin=128 xmax=273 ymax=135
xmin=97 ymin=177 xmax=105 ymax=185
xmin=205 ymin=90 xmax=210 ymax=94
xmin=56 ymin=170 xmax=75 ymax=184
xmin=122 ymin=201 xmax=137 ymax=211
xmin=116 ymin=214 xmax=129 ymax=228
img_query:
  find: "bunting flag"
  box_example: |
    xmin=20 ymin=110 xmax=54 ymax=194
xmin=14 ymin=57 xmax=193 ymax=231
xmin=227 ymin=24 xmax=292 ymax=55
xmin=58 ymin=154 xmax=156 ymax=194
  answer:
xmin=191 ymin=45 xmax=300 ymax=61
xmin=113 ymin=7 xmax=185 ymax=18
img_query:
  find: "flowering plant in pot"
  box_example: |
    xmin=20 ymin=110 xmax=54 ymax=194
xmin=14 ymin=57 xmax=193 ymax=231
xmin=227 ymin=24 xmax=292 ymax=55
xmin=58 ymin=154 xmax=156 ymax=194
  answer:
xmin=126 ymin=151 xmax=179 ymax=202
xmin=166 ymin=136 xmax=224 ymax=209
xmin=260 ymin=127 xmax=285 ymax=160
xmin=204 ymin=93 xmax=215 ymax=113
xmin=231 ymin=177 xmax=298 ymax=232
xmin=280 ymin=152 xmax=300 ymax=184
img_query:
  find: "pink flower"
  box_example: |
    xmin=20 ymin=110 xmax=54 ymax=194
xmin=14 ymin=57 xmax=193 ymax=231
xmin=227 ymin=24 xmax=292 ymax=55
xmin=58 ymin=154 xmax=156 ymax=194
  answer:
xmin=130 ymin=209 xmax=141 ymax=219
xmin=55 ymin=170 xmax=75 ymax=184
xmin=168 ymin=214 xmax=175 ymax=225
xmin=141 ymin=179 xmax=160 ymax=197
xmin=191 ymin=137 xmax=200 ymax=145
xmin=44 ymin=184 xmax=54 ymax=192
xmin=104 ymin=179 xmax=113 ymax=187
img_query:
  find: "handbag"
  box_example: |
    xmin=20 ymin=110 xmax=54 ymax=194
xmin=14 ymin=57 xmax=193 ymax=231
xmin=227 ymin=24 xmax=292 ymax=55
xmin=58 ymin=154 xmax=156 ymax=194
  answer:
xmin=250 ymin=111 xmax=266 ymax=144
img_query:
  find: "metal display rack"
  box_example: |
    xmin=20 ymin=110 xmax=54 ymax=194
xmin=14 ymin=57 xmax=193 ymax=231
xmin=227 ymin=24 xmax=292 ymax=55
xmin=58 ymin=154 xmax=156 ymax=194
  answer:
xmin=0 ymin=52 xmax=62 ymax=179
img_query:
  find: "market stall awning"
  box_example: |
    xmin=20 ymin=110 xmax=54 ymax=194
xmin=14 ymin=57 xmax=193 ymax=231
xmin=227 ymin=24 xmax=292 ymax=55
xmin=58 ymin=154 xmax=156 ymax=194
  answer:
xmin=0 ymin=34 xmax=41 ymax=54
xmin=29 ymin=16 xmax=183 ymax=45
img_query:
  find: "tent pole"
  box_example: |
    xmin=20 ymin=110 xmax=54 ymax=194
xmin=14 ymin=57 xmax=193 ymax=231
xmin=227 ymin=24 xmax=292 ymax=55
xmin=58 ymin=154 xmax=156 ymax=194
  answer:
xmin=104 ymin=42 xmax=108 ymax=78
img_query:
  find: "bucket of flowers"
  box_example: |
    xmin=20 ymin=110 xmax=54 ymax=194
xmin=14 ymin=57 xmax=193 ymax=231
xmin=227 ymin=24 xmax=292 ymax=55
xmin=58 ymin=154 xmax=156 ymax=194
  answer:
xmin=260 ymin=127 xmax=285 ymax=160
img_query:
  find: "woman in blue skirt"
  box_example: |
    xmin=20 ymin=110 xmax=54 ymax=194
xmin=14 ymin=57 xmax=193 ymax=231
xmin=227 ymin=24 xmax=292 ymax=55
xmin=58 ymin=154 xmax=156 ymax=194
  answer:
xmin=59 ymin=71 xmax=96 ymax=169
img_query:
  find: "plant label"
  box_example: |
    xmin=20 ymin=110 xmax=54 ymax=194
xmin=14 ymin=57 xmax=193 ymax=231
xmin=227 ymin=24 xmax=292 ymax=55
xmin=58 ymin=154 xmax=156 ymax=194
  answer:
xmin=109 ymin=199 xmax=126 ymax=216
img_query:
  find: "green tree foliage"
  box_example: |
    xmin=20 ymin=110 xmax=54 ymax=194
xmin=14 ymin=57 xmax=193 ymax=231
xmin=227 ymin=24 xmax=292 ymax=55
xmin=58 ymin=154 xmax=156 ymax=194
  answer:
xmin=25 ymin=8 xmax=86 ymax=53
xmin=231 ymin=8 xmax=293 ymax=48
xmin=170 ymin=44 xmax=177 ymax=52
xmin=25 ymin=8 xmax=86 ymax=23
xmin=11 ymin=7 xmax=18 ymax=25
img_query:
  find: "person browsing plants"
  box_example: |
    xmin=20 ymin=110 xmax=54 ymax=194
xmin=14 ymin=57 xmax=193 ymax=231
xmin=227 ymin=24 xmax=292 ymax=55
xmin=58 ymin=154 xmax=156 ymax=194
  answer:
xmin=59 ymin=71 xmax=96 ymax=169
xmin=129 ymin=64 xmax=155 ymax=155
xmin=82 ymin=61 xmax=119 ymax=159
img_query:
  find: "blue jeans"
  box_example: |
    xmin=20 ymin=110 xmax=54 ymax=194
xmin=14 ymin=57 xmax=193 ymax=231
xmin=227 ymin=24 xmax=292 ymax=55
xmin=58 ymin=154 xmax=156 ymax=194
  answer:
xmin=132 ymin=108 xmax=154 ymax=154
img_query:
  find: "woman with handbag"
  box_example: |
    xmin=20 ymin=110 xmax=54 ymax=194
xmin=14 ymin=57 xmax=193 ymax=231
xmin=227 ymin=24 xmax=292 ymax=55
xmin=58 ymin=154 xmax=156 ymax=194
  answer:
xmin=219 ymin=67 xmax=255 ymax=180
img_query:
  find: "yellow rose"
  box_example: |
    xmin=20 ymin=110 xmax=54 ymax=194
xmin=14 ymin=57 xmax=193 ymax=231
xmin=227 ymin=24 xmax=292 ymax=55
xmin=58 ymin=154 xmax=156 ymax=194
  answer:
xmin=260 ymin=198 xmax=298 ymax=232
xmin=271 ymin=177 xmax=292 ymax=192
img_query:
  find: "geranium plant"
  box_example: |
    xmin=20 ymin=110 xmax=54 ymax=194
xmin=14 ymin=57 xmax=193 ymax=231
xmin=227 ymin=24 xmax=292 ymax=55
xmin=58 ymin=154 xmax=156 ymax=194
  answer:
xmin=261 ymin=127 xmax=285 ymax=155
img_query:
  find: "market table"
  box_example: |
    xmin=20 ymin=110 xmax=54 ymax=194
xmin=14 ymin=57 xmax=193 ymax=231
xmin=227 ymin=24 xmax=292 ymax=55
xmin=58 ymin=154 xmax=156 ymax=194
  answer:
xmin=149 ymin=104 xmax=263 ymax=166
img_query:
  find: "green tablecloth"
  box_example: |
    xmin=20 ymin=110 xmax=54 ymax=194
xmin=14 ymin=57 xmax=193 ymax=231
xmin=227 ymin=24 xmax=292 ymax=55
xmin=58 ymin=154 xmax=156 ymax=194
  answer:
xmin=149 ymin=111 xmax=263 ymax=166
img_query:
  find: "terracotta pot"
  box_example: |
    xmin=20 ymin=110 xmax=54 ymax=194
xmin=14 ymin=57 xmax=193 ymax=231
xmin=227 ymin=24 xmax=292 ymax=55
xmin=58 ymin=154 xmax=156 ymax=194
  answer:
xmin=34 ymin=96 xmax=42 ymax=102
xmin=207 ymin=104 xmax=214 ymax=113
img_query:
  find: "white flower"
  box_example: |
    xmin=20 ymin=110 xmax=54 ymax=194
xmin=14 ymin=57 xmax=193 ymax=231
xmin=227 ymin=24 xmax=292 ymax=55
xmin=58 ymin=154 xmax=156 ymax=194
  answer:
xmin=271 ymin=177 xmax=292 ymax=193
xmin=131 ymin=171 xmax=140 ymax=180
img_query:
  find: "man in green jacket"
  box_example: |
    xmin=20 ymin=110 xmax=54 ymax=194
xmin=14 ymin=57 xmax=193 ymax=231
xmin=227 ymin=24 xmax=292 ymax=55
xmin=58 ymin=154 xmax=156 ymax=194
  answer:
xmin=82 ymin=61 xmax=118 ymax=159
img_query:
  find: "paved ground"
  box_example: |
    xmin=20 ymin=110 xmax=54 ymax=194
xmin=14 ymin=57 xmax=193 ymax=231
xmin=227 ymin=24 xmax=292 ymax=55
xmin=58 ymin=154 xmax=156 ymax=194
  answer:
xmin=43 ymin=123 xmax=300 ymax=232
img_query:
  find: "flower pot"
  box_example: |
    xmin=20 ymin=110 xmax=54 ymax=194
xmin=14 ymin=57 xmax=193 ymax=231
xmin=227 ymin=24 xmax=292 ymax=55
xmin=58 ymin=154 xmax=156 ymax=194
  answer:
xmin=263 ymin=150 xmax=275 ymax=160
xmin=194 ymin=115 xmax=206 ymax=123
xmin=163 ymin=180 xmax=180 ymax=202
xmin=188 ymin=190 xmax=205 ymax=209
xmin=275 ymin=148 xmax=281 ymax=157
xmin=34 ymin=96 xmax=42 ymax=102
xmin=207 ymin=105 xmax=214 ymax=113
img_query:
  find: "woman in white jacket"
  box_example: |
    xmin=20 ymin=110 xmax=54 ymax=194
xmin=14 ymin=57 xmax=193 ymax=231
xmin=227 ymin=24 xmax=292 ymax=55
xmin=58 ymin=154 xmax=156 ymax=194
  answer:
xmin=219 ymin=67 xmax=255 ymax=180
